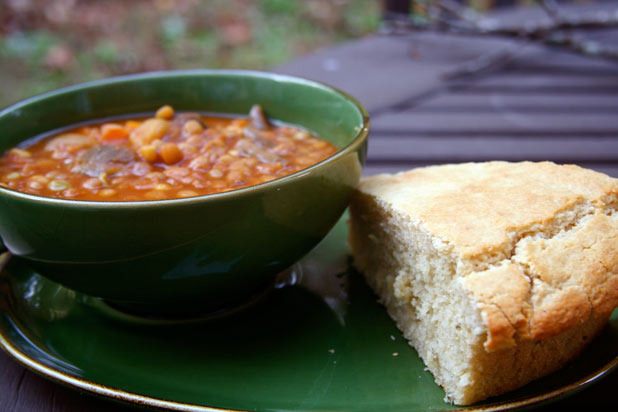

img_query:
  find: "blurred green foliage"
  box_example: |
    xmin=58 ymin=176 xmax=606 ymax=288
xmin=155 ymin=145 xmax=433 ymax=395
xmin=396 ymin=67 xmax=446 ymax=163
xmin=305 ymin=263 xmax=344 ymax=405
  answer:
xmin=0 ymin=0 xmax=381 ymax=107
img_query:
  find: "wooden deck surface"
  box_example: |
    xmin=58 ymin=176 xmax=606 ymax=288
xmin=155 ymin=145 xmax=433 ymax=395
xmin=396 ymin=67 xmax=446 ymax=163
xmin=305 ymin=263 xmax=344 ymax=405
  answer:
xmin=276 ymin=23 xmax=618 ymax=180
xmin=2 ymin=2 xmax=617 ymax=411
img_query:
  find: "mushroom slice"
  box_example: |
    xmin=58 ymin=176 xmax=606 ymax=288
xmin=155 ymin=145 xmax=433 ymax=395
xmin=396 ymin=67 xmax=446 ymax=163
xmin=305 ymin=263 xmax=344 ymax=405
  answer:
xmin=248 ymin=104 xmax=271 ymax=130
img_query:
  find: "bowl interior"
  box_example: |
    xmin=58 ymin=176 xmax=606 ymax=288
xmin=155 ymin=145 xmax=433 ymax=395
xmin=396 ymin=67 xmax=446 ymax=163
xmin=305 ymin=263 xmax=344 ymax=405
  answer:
xmin=0 ymin=70 xmax=367 ymax=157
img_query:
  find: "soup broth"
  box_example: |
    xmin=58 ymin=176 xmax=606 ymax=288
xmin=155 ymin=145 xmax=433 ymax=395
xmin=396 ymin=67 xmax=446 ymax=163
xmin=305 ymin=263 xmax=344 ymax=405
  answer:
xmin=0 ymin=105 xmax=337 ymax=201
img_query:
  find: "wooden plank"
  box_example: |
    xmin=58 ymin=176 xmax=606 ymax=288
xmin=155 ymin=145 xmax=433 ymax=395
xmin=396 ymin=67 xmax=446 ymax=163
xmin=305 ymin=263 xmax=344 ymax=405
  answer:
xmin=414 ymin=93 xmax=618 ymax=113
xmin=471 ymin=2 xmax=618 ymax=77
xmin=370 ymin=112 xmax=618 ymax=135
xmin=506 ymin=60 xmax=618 ymax=77
xmin=459 ymin=74 xmax=618 ymax=88
xmin=274 ymin=33 xmax=516 ymax=112
xmin=507 ymin=46 xmax=618 ymax=75
xmin=366 ymin=136 xmax=618 ymax=162
xmin=582 ymin=28 xmax=618 ymax=43
xmin=487 ymin=1 xmax=618 ymax=29
xmin=450 ymin=84 xmax=618 ymax=94
xmin=275 ymin=35 xmax=444 ymax=112
xmin=275 ymin=0 xmax=618 ymax=114
xmin=496 ymin=1 xmax=618 ymax=75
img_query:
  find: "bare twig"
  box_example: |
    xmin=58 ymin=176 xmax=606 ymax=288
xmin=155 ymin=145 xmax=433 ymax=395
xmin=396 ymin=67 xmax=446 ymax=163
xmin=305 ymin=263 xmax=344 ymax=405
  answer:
xmin=441 ymin=43 xmax=529 ymax=80
xmin=539 ymin=0 xmax=564 ymax=21
xmin=434 ymin=0 xmax=483 ymax=26
xmin=381 ymin=0 xmax=618 ymax=66
xmin=384 ymin=2 xmax=618 ymax=36
xmin=547 ymin=32 xmax=618 ymax=60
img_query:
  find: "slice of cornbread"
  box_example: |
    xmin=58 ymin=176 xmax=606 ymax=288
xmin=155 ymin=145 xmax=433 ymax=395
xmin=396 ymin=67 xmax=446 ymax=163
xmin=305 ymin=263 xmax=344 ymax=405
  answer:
xmin=348 ymin=161 xmax=618 ymax=405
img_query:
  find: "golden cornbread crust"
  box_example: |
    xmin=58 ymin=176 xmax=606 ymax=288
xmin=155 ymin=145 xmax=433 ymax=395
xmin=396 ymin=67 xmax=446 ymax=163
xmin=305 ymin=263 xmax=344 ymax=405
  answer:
xmin=348 ymin=161 xmax=618 ymax=404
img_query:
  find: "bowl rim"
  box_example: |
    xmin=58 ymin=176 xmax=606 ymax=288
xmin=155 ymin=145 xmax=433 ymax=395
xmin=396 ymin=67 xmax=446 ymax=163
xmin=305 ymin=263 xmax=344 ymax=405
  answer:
xmin=0 ymin=69 xmax=369 ymax=209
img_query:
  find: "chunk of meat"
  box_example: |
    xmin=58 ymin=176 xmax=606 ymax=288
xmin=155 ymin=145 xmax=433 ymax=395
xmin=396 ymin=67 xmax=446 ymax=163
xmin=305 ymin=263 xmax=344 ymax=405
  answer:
xmin=78 ymin=145 xmax=134 ymax=177
xmin=235 ymin=139 xmax=283 ymax=164
xmin=242 ymin=126 xmax=274 ymax=148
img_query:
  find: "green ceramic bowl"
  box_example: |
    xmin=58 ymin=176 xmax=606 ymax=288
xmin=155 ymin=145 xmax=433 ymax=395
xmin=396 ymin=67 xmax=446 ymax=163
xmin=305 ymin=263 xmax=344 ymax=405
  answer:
xmin=0 ymin=70 xmax=369 ymax=316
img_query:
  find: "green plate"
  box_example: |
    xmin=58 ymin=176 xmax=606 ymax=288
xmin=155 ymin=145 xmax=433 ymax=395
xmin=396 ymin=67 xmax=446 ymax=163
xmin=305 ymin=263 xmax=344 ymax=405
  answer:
xmin=0 ymin=216 xmax=617 ymax=412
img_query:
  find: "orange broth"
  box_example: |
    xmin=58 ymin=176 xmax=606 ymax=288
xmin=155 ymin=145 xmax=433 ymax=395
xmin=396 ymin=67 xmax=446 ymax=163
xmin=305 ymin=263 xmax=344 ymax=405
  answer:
xmin=0 ymin=105 xmax=337 ymax=201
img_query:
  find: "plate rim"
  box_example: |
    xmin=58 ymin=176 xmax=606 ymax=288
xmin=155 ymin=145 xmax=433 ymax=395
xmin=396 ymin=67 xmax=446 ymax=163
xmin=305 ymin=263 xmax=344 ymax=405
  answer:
xmin=1 ymin=245 xmax=617 ymax=412
xmin=0 ymin=325 xmax=237 ymax=412
xmin=2 ymin=314 xmax=617 ymax=412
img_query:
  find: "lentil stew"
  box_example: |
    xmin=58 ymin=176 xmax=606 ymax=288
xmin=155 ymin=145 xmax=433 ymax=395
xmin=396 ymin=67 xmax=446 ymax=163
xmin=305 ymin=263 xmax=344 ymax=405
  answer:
xmin=0 ymin=105 xmax=338 ymax=201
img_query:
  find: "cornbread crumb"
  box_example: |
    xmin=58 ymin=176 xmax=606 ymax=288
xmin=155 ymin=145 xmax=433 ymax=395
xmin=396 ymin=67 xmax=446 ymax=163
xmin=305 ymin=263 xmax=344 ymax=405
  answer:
xmin=348 ymin=161 xmax=618 ymax=405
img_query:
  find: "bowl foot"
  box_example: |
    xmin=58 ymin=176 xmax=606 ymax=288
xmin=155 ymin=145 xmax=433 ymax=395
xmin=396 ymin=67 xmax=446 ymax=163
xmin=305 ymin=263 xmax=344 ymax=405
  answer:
xmin=88 ymin=282 xmax=276 ymax=324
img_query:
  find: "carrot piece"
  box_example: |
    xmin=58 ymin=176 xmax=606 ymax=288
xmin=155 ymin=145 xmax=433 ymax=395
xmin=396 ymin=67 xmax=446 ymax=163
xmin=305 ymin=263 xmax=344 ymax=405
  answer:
xmin=125 ymin=120 xmax=141 ymax=130
xmin=101 ymin=123 xmax=129 ymax=142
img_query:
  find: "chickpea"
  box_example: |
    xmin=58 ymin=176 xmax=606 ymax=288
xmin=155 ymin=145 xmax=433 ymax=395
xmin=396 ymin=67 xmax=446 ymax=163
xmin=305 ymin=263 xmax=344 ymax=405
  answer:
xmin=28 ymin=181 xmax=43 ymax=190
xmin=183 ymin=120 xmax=204 ymax=135
xmin=160 ymin=143 xmax=183 ymax=165
xmin=295 ymin=156 xmax=315 ymax=166
xmin=9 ymin=148 xmax=31 ymax=158
xmin=209 ymin=169 xmax=223 ymax=178
xmin=4 ymin=172 xmax=20 ymax=180
xmin=186 ymin=135 xmax=203 ymax=146
xmin=62 ymin=188 xmax=80 ymax=197
xmin=83 ymin=177 xmax=103 ymax=190
xmin=164 ymin=166 xmax=190 ymax=179
xmin=188 ymin=156 xmax=210 ymax=172
xmin=312 ymin=139 xmax=329 ymax=149
xmin=229 ymin=159 xmax=248 ymax=171
xmin=98 ymin=188 xmax=117 ymax=197
xmin=29 ymin=175 xmax=49 ymax=184
xmin=130 ymin=118 xmax=169 ymax=147
xmin=218 ymin=154 xmax=234 ymax=163
xmin=226 ymin=170 xmax=243 ymax=184
xmin=139 ymin=145 xmax=158 ymax=163
xmin=177 ymin=190 xmax=199 ymax=198
xmin=155 ymin=183 xmax=171 ymax=191
xmin=146 ymin=171 xmax=166 ymax=180
xmin=155 ymin=105 xmax=175 ymax=120
xmin=293 ymin=130 xmax=310 ymax=140
xmin=191 ymin=179 xmax=208 ymax=189
xmin=35 ymin=159 xmax=57 ymax=169
xmin=178 ymin=142 xmax=198 ymax=155
xmin=145 ymin=190 xmax=166 ymax=200
xmin=131 ymin=162 xmax=152 ymax=176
